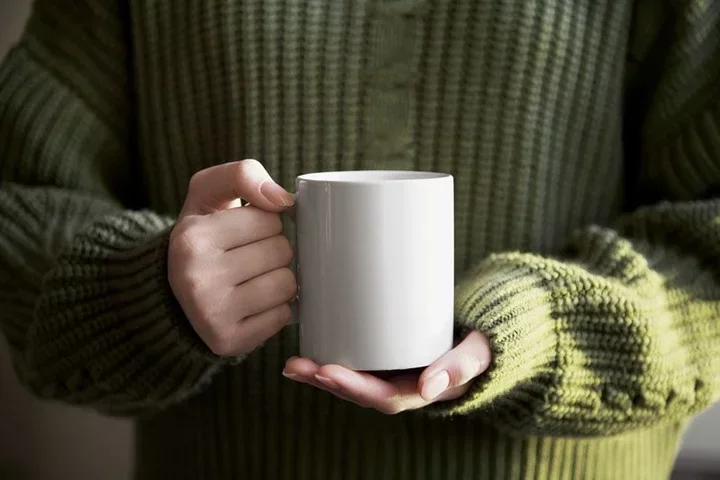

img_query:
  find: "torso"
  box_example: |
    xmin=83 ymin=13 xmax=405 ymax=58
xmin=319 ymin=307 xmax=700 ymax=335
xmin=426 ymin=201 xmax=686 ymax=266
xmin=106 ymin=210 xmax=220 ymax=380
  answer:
xmin=131 ymin=0 xmax=630 ymax=272
xmin=130 ymin=2 xmax=669 ymax=479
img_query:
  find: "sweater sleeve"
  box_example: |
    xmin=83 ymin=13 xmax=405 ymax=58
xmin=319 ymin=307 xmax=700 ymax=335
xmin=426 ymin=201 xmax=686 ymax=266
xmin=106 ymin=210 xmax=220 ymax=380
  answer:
xmin=430 ymin=0 xmax=720 ymax=436
xmin=0 ymin=1 xmax=231 ymax=417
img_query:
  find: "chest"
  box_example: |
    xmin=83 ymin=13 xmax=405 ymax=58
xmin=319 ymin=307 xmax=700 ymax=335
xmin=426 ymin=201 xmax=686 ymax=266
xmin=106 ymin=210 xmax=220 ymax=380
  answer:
xmin=130 ymin=0 xmax=632 ymax=258
xmin=131 ymin=1 xmax=631 ymax=164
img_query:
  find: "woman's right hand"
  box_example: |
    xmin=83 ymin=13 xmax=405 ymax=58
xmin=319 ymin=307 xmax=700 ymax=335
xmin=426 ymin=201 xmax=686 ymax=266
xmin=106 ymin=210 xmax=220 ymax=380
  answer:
xmin=168 ymin=159 xmax=297 ymax=356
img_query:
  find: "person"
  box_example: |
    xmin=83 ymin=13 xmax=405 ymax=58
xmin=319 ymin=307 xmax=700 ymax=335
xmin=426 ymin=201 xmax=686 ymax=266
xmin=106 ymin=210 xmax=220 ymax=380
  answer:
xmin=0 ymin=0 xmax=718 ymax=478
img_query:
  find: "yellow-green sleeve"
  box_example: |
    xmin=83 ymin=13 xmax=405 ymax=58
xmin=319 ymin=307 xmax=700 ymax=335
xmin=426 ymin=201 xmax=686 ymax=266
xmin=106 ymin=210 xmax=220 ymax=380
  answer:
xmin=432 ymin=0 xmax=720 ymax=437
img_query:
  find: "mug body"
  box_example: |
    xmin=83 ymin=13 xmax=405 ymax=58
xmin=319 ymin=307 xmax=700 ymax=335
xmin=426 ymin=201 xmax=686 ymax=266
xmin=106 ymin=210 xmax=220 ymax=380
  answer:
xmin=295 ymin=170 xmax=454 ymax=371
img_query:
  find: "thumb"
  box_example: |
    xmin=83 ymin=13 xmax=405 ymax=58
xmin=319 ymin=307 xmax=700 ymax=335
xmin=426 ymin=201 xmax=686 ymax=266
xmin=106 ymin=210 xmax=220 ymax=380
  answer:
xmin=418 ymin=331 xmax=491 ymax=401
xmin=181 ymin=159 xmax=294 ymax=215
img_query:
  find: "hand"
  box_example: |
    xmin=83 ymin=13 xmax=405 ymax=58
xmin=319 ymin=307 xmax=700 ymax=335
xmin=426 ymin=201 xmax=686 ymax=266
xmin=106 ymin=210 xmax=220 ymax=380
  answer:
xmin=282 ymin=331 xmax=491 ymax=414
xmin=168 ymin=159 xmax=297 ymax=356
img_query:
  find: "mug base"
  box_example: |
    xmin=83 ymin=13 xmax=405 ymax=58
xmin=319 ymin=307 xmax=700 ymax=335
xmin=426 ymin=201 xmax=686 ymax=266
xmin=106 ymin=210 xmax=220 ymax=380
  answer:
xmin=304 ymin=347 xmax=452 ymax=373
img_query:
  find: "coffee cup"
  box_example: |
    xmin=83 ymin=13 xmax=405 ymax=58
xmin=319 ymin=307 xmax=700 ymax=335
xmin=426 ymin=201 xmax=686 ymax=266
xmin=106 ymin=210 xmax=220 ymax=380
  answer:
xmin=293 ymin=170 xmax=454 ymax=371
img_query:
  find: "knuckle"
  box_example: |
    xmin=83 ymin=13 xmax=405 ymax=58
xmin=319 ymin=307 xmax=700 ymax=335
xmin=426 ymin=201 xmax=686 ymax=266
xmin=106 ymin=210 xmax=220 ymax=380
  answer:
xmin=273 ymin=304 xmax=294 ymax=330
xmin=239 ymin=158 xmax=263 ymax=171
xmin=260 ymin=315 xmax=290 ymax=343
xmin=454 ymin=354 xmax=483 ymax=385
xmin=188 ymin=169 xmax=210 ymax=195
xmin=168 ymin=255 xmax=211 ymax=296
xmin=246 ymin=208 xmax=283 ymax=235
xmin=206 ymin=330 xmax=235 ymax=356
xmin=277 ymin=303 xmax=293 ymax=324
xmin=273 ymin=235 xmax=294 ymax=265
xmin=236 ymin=158 xmax=265 ymax=182
xmin=230 ymin=287 xmax=249 ymax=319
xmin=277 ymin=268 xmax=298 ymax=298
xmin=171 ymin=219 xmax=212 ymax=258
xmin=265 ymin=214 xmax=284 ymax=236
xmin=181 ymin=268 xmax=210 ymax=294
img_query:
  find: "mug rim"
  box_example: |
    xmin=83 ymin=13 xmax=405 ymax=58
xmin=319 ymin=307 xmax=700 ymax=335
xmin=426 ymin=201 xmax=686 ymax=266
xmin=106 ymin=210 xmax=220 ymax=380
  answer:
xmin=296 ymin=170 xmax=451 ymax=184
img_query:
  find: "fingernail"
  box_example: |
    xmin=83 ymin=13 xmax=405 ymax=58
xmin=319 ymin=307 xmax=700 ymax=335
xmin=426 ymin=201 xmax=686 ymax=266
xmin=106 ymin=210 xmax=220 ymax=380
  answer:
xmin=260 ymin=181 xmax=295 ymax=207
xmin=282 ymin=371 xmax=300 ymax=380
xmin=422 ymin=371 xmax=450 ymax=400
xmin=315 ymin=374 xmax=340 ymax=390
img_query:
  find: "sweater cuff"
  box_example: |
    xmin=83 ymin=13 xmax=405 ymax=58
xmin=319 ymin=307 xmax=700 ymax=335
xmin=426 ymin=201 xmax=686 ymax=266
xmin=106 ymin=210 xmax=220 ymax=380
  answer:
xmin=429 ymin=255 xmax=559 ymax=425
xmin=25 ymin=211 xmax=231 ymax=410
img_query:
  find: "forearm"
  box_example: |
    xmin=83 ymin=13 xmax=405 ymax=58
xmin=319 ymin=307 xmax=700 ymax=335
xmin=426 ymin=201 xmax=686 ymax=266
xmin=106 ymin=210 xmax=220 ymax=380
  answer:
xmin=0 ymin=184 xmax=233 ymax=416
xmin=431 ymin=0 xmax=720 ymax=434
xmin=431 ymin=199 xmax=720 ymax=436
xmin=0 ymin=0 xmax=236 ymax=415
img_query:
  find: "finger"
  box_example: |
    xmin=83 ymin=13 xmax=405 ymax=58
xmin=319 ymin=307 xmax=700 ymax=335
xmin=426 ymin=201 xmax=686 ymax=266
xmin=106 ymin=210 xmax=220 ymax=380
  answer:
xmin=283 ymin=359 xmax=470 ymax=408
xmin=231 ymin=267 xmax=297 ymax=319
xmin=432 ymin=382 xmax=473 ymax=402
xmin=316 ymin=365 xmax=426 ymax=414
xmin=282 ymin=358 xmax=363 ymax=404
xmin=283 ymin=359 xmax=372 ymax=399
xmin=283 ymin=356 xmax=320 ymax=378
xmin=206 ymin=206 xmax=284 ymax=250
xmin=233 ymin=302 xmax=293 ymax=354
xmin=182 ymin=159 xmax=294 ymax=215
xmin=418 ymin=331 xmax=491 ymax=401
xmin=222 ymin=235 xmax=293 ymax=284
xmin=285 ymin=200 xmax=296 ymax=222
xmin=208 ymin=302 xmax=293 ymax=356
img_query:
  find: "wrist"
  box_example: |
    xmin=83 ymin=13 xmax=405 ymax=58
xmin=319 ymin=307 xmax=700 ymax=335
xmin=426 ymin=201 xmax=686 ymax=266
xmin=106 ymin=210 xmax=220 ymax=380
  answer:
xmin=26 ymin=212 xmax=231 ymax=408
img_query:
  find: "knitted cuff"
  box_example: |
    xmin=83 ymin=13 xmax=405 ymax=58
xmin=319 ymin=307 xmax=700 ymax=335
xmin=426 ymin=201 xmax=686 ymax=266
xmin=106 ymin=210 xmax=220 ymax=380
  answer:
xmin=24 ymin=210 xmax=230 ymax=412
xmin=427 ymin=255 xmax=559 ymax=426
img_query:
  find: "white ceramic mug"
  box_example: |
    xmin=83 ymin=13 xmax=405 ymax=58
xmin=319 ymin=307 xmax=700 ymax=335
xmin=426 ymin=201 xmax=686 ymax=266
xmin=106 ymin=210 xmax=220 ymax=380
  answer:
xmin=294 ymin=170 xmax=455 ymax=371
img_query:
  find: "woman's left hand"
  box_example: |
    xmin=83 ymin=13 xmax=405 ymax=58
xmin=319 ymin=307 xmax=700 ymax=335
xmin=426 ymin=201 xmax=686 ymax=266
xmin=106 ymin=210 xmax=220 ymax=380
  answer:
xmin=282 ymin=331 xmax=492 ymax=414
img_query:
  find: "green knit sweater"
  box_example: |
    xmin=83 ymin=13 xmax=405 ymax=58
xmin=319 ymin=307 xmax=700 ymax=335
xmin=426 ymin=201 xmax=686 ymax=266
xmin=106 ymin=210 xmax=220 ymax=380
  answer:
xmin=1 ymin=0 xmax=719 ymax=478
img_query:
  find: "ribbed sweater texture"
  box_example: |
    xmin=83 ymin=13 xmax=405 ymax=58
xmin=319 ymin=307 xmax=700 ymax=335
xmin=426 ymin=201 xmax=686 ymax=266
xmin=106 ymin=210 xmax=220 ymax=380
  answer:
xmin=1 ymin=0 xmax=720 ymax=479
